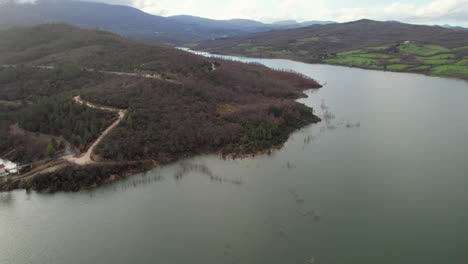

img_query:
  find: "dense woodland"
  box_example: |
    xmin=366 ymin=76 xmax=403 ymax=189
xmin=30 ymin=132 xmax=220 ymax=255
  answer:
xmin=0 ymin=65 xmax=113 ymax=162
xmin=0 ymin=65 xmax=89 ymax=100
xmin=18 ymin=93 xmax=115 ymax=151
xmin=80 ymin=62 xmax=321 ymax=162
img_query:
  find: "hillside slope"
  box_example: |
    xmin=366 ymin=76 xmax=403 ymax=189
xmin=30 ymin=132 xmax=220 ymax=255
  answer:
xmin=196 ymin=20 xmax=468 ymax=79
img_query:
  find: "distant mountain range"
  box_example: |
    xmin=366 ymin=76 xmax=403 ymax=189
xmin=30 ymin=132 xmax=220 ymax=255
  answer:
xmin=0 ymin=1 xmax=464 ymax=46
xmin=168 ymin=15 xmax=269 ymax=31
xmin=441 ymin=24 xmax=467 ymax=30
xmin=0 ymin=1 xmax=336 ymax=44
xmin=272 ymin=20 xmax=336 ymax=28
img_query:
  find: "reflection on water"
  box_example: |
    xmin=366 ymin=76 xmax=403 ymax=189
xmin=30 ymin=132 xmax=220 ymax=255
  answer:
xmin=104 ymin=172 xmax=165 ymax=194
xmin=284 ymin=161 xmax=296 ymax=169
xmin=0 ymin=192 xmax=13 ymax=206
xmin=174 ymin=161 xmax=243 ymax=185
xmin=345 ymin=122 xmax=361 ymax=128
xmin=319 ymin=99 xmax=361 ymax=132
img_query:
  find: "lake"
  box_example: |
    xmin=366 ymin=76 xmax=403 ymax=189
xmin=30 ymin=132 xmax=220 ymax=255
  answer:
xmin=1 ymin=53 xmax=468 ymax=264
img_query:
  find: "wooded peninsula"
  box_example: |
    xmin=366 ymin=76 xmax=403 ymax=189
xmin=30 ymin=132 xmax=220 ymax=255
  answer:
xmin=0 ymin=24 xmax=321 ymax=192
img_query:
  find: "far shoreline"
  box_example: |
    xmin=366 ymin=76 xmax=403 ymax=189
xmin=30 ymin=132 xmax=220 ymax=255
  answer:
xmin=189 ymin=48 xmax=468 ymax=82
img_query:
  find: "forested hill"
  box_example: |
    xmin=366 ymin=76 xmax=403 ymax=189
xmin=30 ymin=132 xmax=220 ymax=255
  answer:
xmin=197 ymin=19 xmax=468 ymax=55
xmin=0 ymin=24 xmax=322 ymax=168
xmin=0 ymin=1 xmax=323 ymax=45
xmin=0 ymin=23 xmax=200 ymax=72
xmin=195 ymin=20 xmax=468 ymax=79
xmin=0 ymin=0 xmax=231 ymax=44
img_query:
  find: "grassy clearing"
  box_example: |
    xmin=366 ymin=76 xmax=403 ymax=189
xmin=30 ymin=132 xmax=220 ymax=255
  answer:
xmin=431 ymin=65 xmax=468 ymax=76
xmin=354 ymin=53 xmax=391 ymax=58
xmin=387 ymin=64 xmax=412 ymax=70
xmin=183 ymin=43 xmax=199 ymax=48
xmin=417 ymin=59 xmax=455 ymax=64
xmin=337 ymin=49 xmax=365 ymax=56
xmin=325 ymin=56 xmax=378 ymax=66
xmin=453 ymin=46 xmax=468 ymax=51
xmin=266 ymin=49 xmax=290 ymax=54
xmin=246 ymin=46 xmax=272 ymax=52
xmin=412 ymin=65 xmax=431 ymax=70
xmin=368 ymin=45 xmax=390 ymax=51
xmin=454 ymin=59 xmax=468 ymax=66
xmin=416 ymin=54 xmax=456 ymax=60
xmin=398 ymin=43 xmax=450 ymax=56
xmin=388 ymin=58 xmax=401 ymax=63
xmin=321 ymin=42 xmax=466 ymax=79
xmin=237 ymin=43 xmax=252 ymax=47
xmin=297 ymin=50 xmax=309 ymax=55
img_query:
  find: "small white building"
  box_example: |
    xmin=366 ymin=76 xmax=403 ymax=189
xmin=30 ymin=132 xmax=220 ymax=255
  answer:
xmin=0 ymin=159 xmax=17 ymax=177
xmin=0 ymin=164 xmax=6 ymax=177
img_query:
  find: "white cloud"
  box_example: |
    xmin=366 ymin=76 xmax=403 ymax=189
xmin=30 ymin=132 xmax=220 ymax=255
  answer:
xmin=131 ymin=0 xmax=468 ymax=26
xmin=291 ymin=0 xmax=468 ymax=26
xmin=325 ymin=0 xmax=468 ymax=25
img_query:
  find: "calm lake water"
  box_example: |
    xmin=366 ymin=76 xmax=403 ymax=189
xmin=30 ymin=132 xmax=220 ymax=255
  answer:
xmin=1 ymin=53 xmax=468 ymax=264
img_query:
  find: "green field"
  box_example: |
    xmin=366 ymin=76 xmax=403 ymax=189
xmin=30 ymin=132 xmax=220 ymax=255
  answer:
xmin=337 ymin=50 xmax=365 ymax=56
xmin=455 ymin=60 xmax=468 ymax=66
xmin=368 ymin=45 xmax=390 ymax=51
xmin=416 ymin=54 xmax=456 ymax=60
xmin=388 ymin=58 xmax=401 ymax=63
xmin=266 ymin=49 xmax=290 ymax=54
xmin=453 ymin=46 xmax=468 ymax=51
xmin=354 ymin=53 xmax=391 ymax=58
xmin=398 ymin=43 xmax=450 ymax=56
xmin=431 ymin=65 xmax=468 ymax=76
xmin=246 ymin=46 xmax=272 ymax=52
xmin=324 ymin=56 xmax=378 ymax=66
xmin=387 ymin=64 xmax=412 ymax=70
xmin=320 ymin=42 xmax=467 ymax=79
xmin=417 ymin=59 xmax=455 ymax=64
xmin=412 ymin=65 xmax=431 ymax=70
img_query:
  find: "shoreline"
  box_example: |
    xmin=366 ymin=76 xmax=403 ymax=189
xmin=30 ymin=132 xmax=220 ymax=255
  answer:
xmin=192 ymin=49 xmax=468 ymax=81
xmin=0 ymin=114 xmax=319 ymax=193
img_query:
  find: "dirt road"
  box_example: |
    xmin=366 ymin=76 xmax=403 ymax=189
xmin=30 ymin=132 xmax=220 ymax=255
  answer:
xmin=63 ymin=96 xmax=127 ymax=165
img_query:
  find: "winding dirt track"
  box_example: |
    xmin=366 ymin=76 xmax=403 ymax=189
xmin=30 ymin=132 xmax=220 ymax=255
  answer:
xmin=63 ymin=96 xmax=127 ymax=165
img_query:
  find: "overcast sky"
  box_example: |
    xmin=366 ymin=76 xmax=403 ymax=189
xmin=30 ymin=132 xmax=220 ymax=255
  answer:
xmin=14 ymin=0 xmax=468 ymax=26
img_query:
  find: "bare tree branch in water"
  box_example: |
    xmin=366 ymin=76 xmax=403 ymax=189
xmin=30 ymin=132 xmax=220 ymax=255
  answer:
xmin=285 ymin=161 xmax=296 ymax=169
xmin=346 ymin=122 xmax=361 ymax=128
xmin=174 ymin=161 xmax=243 ymax=186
